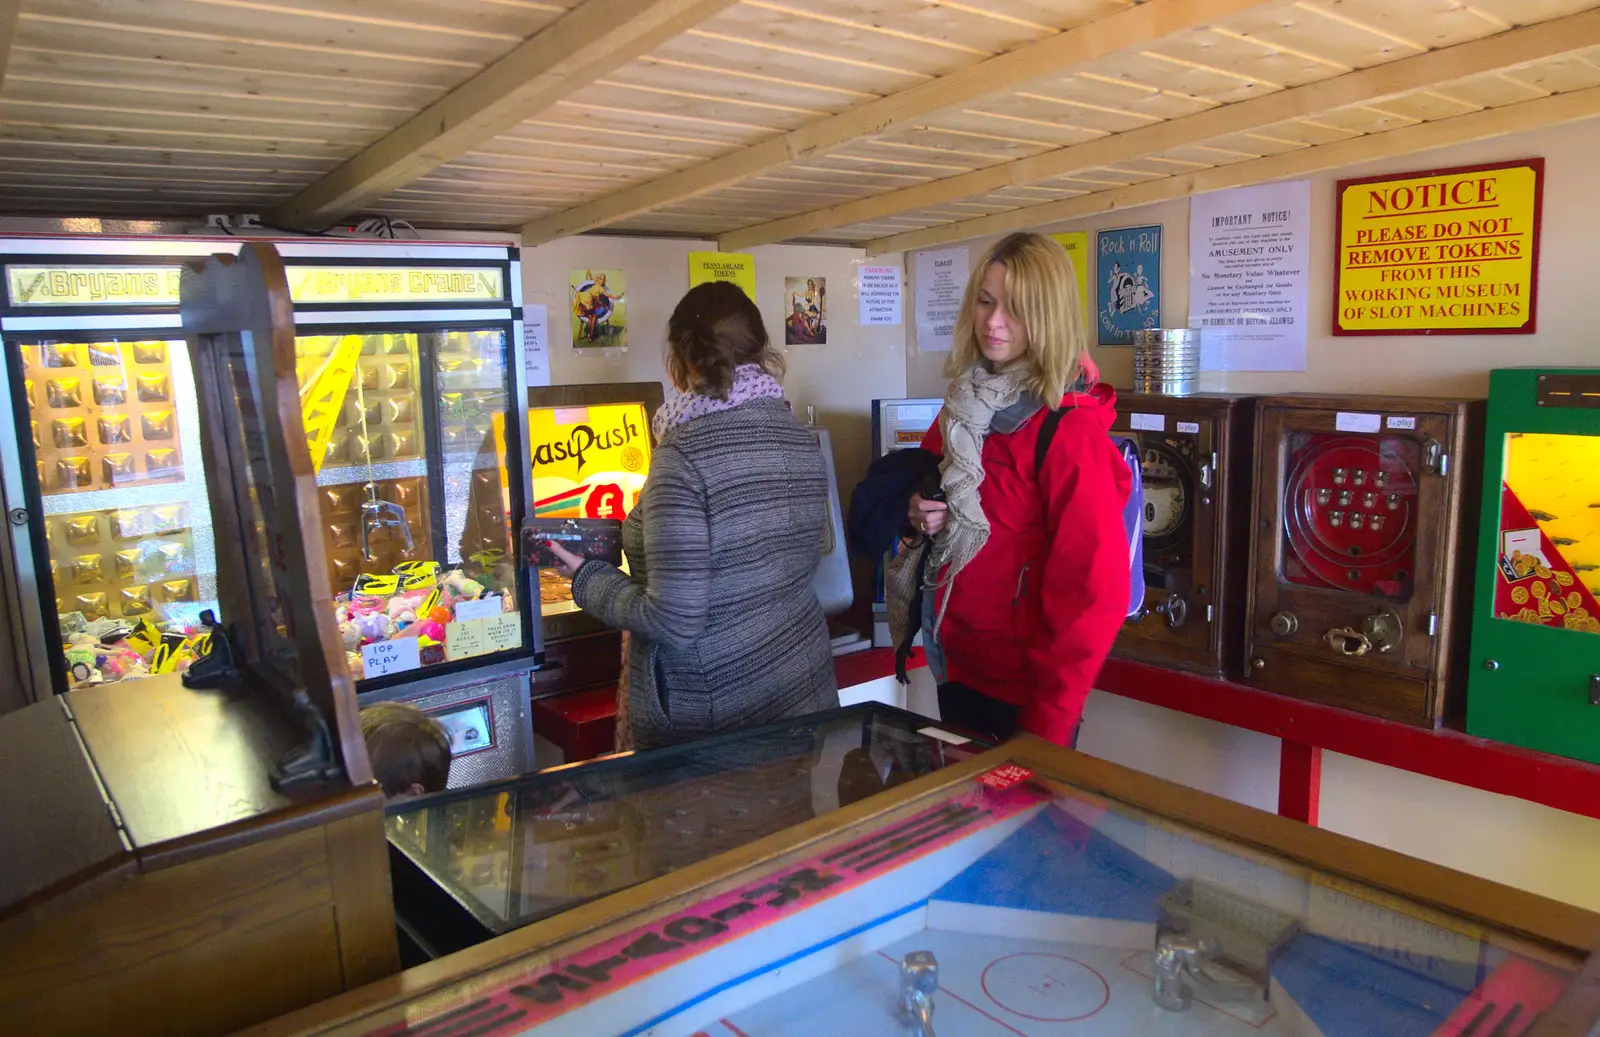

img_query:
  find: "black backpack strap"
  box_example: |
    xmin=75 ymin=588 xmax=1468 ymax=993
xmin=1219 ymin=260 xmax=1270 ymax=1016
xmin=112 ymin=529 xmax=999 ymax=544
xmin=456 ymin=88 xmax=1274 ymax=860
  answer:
xmin=1034 ymin=407 xmax=1067 ymax=475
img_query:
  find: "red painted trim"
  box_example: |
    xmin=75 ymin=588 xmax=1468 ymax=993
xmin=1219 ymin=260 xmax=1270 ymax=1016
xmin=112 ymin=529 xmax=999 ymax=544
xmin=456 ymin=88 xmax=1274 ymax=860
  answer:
xmin=1277 ymin=742 xmax=1322 ymax=826
xmin=1331 ymin=157 xmax=1544 ymax=337
xmin=1095 ymin=658 xmax=1600 ymax=823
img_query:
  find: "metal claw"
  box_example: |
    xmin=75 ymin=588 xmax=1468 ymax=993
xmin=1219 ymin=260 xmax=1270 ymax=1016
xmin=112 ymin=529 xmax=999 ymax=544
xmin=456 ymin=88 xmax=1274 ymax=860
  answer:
xmin=359 ymin=492 xmax=414 ymax=559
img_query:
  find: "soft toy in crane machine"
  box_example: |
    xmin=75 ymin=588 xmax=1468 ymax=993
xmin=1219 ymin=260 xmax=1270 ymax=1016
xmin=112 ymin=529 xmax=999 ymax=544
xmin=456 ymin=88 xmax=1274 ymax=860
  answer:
xmin=1468 ymin=369 xmax=1600 ymax=765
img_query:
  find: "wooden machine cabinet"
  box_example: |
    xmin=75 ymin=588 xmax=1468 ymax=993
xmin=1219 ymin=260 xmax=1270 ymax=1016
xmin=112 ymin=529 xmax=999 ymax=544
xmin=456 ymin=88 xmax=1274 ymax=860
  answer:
xmin=1242 ymin=394 xmax=1483 ymax=727
xmin=1111 ymin=393 xmax=1254 ymax=678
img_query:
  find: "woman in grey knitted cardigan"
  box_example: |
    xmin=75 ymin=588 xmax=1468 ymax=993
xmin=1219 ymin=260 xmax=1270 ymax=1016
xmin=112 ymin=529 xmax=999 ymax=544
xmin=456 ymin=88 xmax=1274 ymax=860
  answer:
xmin=546 ymin=281 xmax=839 ymax=749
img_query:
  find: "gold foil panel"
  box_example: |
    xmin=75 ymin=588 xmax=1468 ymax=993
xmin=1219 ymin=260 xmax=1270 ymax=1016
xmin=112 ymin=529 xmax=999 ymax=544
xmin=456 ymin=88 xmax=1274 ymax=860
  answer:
xmin=145 ymin=449 xmax=180 ymax=475
xmin=46 ymin=378 xmax=82 ymax=409
xmin=92 ymin=377 xmax=127 ymax=406
xmin=118 ymin=586 xmax=153 ymax=616
xmin=73 ymin=592 xmax=107 ymax=619
xmin=55 ymin=457 xmax=90 ymax=490
xmin=51 ymin=418 xmax=87 ymax=448
xmin=44 ymin=344 xmax=77 ymax=368
xmin=135 ymin=374 xmax=169 ymax=402
xmin=133 ymin=341 xmax=167 ymax=364
xmin=114 ymin=549 xmax=139 ymax=580
xmin=88 ymin=342 xmax=121 ymax=366
xmin=154 ymin=579 xmax=194 ymax=604
xmin=64 ymin=515 xmax=98 ymax=545
xmin=101 ymin=453 xmax=136 ymax=485
xmin=73 ymin=554 xmax=103 ymax=585
xmin=98 ymin=415 xmax=132 ymax=445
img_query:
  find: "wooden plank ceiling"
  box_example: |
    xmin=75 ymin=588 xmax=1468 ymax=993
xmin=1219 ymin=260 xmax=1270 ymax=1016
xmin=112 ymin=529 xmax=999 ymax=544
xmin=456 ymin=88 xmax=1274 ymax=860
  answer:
xmin=1 ymin=0 xmax=1599 ymax=253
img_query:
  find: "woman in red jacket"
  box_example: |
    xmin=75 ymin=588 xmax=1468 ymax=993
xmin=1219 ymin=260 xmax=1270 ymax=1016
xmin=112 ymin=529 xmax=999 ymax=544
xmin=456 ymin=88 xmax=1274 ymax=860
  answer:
xmin=908 ymin=231 xmax=1131 ymax=747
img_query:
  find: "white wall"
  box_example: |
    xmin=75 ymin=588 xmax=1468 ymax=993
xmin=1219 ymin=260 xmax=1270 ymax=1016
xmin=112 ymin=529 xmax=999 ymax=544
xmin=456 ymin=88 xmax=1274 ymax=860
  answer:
xmin=519 ymin=236 xmax=906 ymax=505
xmin=896 ymin=115 xmax=1600 ymax=913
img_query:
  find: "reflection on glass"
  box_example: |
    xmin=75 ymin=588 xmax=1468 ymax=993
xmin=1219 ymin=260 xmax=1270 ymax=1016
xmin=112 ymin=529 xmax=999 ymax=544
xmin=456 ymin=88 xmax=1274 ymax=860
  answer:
xmin=1280 ymin=431 xmax=1420 ymax=600
xmin=1492 ymin=432 xmax=1600 ymax=634
xmin=16 ymin=338 xmax=219 ymax=688
xmin=296 ymin=330 xmax=522 ymax=680
xmin=386 ymin=709 xmax=972 ymax=936
xmin=527 ymin=402 xmax=651 ymax=615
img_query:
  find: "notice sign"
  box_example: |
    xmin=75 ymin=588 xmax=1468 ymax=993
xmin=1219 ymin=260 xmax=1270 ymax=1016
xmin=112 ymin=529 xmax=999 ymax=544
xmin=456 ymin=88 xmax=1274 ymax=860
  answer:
xmin=1190 ymin=180 xmax=1310 ymax=372
xmin=859 ymin=265 xmax=902 ymax=325
xmin=688 ymin=251 xmax=756 ymax=300
xmin=914 ymin=247 xmax=967 ymax=353
xmin=1335 ymin=159 xmax=1542 ymax=335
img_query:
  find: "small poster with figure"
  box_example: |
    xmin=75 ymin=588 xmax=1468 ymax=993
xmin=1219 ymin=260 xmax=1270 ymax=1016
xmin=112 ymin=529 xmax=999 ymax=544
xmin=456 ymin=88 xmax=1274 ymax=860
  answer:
xmin=1096 ymin=225 xmax=1161 ymax=346
xmin=784 ymin=276 xmax=827 ymax=345
xmin=569 ymin=269 xmax=627 ymax=348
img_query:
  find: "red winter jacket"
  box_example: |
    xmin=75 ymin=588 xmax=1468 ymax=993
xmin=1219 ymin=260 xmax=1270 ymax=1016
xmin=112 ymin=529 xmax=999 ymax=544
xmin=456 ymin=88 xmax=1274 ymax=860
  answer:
xmin=921 ymin=382 xmax=1131 ymax=745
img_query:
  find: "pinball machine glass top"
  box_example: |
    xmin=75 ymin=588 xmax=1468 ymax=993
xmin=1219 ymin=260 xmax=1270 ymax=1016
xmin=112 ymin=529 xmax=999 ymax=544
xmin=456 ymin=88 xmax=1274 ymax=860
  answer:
xmin=374 ymin=746 xmax=1593 ymax=1037
xmin=1278 ymin=430 xmax=1421 ymax=601
xmin=384 ymin=706 xmax=981 ymax=934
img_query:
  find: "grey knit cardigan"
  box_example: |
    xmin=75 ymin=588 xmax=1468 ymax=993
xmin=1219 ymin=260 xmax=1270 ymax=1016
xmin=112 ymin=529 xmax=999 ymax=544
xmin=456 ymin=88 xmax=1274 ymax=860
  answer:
xmin=570 ymin=398 xmax=840 ymax=749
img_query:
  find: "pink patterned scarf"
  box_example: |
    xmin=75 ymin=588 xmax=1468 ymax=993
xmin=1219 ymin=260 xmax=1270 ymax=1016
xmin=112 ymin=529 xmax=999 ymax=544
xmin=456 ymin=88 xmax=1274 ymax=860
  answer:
xmin=652 ymin=363 xmax=787 ymax=440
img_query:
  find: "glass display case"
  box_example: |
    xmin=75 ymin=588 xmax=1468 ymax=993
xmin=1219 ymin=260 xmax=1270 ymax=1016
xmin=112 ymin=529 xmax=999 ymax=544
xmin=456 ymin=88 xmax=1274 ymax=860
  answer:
xmin=0 ymin=236 xmax=537 ymax=703
xmin=1468 ymin=368 xmax=1600 ymax=764
xmin=295 ymin=325 xmax=525 ymax=682
xmin=268 ymin=730 xmax=1600 ymax=1037
xmin=385 ymin=703 xmax=986 ymax=959
xmin=0 ymin=242 xmax=229 ymax=698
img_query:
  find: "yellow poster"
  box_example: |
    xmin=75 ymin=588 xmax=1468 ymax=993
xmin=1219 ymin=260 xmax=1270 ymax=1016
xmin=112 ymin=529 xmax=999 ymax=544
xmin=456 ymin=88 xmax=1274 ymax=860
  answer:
xmin=688 ymin=251 xmax=757 ymax=300
xmin=528 ymin=403 xmax=652 ymax=520
xmin=1335 ymin=160 xmax=1542 ymax=334
xmin=1049 ymin=232 xmax=1092 ymax=329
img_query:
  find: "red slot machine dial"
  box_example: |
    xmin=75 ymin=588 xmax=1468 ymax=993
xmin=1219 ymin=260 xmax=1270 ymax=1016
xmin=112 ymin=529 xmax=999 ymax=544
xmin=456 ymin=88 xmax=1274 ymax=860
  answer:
xmin=1283 ymin=435 xmax=1419 ymax=598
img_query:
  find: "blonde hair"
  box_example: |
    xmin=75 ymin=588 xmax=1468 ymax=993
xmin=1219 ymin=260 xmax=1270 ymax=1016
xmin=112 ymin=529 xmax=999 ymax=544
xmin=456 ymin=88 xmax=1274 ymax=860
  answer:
xmin=946 ymin=232 xmax=1091 ymax=408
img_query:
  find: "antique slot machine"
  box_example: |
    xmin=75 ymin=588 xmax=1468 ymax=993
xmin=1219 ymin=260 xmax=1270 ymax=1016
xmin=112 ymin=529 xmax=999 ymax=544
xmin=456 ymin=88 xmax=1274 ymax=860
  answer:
xmin=1243 ymin=394 xmax=1484 ymax=726
xmin=1467 ymin=368 xmax=1600 ymax=764
xmin=1110 ymin=393 xmax=1254 ymax=677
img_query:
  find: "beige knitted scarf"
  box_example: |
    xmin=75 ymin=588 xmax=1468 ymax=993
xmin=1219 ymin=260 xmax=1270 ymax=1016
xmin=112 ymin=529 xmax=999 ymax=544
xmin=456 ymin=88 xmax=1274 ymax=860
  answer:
xmin=927 ymin=360 xmax=1032 ymax=631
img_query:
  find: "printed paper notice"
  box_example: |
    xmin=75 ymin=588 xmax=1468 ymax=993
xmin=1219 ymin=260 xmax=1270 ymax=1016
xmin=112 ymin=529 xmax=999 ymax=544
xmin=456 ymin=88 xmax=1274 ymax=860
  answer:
xmin=1190 ymin=180 xmax=1310 ymax=372
xmin=859 ymin=265 xmax=902 ymax=325
xmin=688 ymin=251 xmax=756 ymax=300
xmin=523 ymin=305 xmax=549 ymax=387
xmin=914 ymin=247 xmax=967 ymax=352
xmin=446 ymin=612 xmax=522 ymax=662
xmin=362 ymin=638 xmax=419 ymax=678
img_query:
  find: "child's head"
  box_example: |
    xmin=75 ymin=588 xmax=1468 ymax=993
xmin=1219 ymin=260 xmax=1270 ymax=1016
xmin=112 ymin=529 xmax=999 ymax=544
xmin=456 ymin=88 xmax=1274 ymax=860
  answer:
xmin=360 ymin=701 xmax=451 ymax=798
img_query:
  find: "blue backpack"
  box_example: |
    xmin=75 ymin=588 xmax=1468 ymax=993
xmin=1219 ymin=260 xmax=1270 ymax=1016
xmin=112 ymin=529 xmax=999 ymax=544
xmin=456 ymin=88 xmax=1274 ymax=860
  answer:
xmin=1034 ymin=410 xmax=1146 ymax=618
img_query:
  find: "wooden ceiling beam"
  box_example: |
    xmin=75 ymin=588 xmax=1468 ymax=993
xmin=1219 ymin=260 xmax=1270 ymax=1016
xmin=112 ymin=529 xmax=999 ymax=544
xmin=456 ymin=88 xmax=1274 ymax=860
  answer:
xmin=0 ymin=0 xmax=19 ymax=91
xmin=517 ymin=0 xmax=1279 ymax=245
xmin=720 ymin=8 xmax=1600 ymax=251
xmin=861 ymin=83 xmax=1600 ymax=255
xmin=262 ymin=0 xmax=740 ymax=231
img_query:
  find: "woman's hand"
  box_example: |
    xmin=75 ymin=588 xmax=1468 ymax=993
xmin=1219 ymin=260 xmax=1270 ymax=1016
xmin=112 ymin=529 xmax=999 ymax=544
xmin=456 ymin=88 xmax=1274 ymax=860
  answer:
xmin=908 ymin=493 xmax=948 ymax=538
xmin=545 ymin=541 xmax=585 ymax=579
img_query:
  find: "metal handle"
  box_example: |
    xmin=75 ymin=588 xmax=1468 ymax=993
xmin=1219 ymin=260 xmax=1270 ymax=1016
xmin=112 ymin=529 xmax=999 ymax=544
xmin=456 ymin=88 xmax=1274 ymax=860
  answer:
xmin=1325 ymin=627 xmax=1372 ymax=656
xmin=1199 ymin=457 xmax=1214 ymax=490
xmin=1154 ymin=594 xmax=1188 ymax=630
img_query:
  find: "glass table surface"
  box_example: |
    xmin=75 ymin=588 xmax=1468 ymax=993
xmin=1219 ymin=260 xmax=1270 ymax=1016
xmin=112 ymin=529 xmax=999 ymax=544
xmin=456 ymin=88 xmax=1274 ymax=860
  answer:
xmin=385 ymin=704 xmax=985 ymax=944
